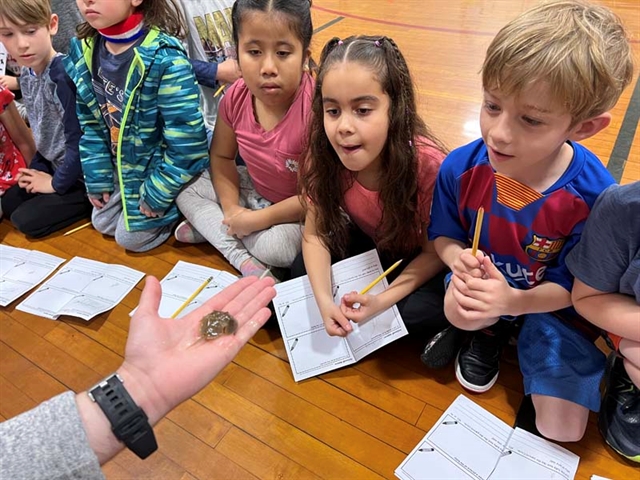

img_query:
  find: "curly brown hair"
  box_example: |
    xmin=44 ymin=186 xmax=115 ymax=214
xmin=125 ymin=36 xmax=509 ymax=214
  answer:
xmin=76 ymin=0 xmax=186 ymax=40
xmin=300 ymin=35 xmax=447 ymax=258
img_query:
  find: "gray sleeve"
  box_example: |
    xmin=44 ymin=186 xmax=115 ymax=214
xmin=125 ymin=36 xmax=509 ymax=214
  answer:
xmin=566 ymin=185 xmax=630 ymax=293
xmin=0 ymin=391 xmax=105 ymax=480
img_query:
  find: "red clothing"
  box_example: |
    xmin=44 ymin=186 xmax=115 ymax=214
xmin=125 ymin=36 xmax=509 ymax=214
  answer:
xmin=0 ymin=86 xmax=27 ymax=195
xmin=343 ymin=139 xmax=445 ymax=241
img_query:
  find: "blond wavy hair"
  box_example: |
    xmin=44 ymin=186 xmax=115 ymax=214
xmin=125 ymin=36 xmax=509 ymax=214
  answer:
xmin=482 ymin=0 xmax=634 ymax=125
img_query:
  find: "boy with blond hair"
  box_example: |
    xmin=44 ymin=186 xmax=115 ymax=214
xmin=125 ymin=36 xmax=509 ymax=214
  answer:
xmin=423 ymin=0 xmax=633 ymax=442
xmin=0 ymin=0 xmax=91 ymax=237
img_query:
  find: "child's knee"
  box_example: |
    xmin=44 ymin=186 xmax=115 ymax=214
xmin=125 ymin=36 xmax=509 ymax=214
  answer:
xmin=533 ymin=395 xmax=588 ymax=442
xmin=619 ymin=338 xmax=640 ymax=367
xmin=11 ymin=210 xmax=47 ymax=238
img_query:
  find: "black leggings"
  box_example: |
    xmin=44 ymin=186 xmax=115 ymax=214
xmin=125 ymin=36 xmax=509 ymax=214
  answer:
xmin=291 ymin=225 xmax=448 ymax=335
xmin=2 ymin=184 xmax=92 ymax=238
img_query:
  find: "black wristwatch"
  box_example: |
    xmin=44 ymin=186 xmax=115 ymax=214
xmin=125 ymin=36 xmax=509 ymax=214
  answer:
xmin=88 ymin=373 xmax=158 ymax=459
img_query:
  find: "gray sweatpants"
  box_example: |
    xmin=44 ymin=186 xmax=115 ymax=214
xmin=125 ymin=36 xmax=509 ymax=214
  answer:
xmin=176 ymin=168 xmax=302 ymax=270
xmin=92 ymin=183 xmax=174 ymax=252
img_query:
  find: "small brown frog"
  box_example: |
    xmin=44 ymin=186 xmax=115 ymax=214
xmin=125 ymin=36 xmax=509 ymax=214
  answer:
xmin=200 ymin=311 xmax=238 ymax=339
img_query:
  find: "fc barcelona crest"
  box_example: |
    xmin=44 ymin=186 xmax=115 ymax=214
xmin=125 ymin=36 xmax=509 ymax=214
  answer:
xmin=525 ymin=234 xmax=565 ymax=262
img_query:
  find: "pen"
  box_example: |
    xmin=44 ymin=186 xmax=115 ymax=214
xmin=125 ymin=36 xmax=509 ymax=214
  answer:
xmin=170 ymin=276 xmax=213 ymax=318
xmin=471 ymin=207 xmax=484 ymax=257
xmin=359 ymin=259 xmax=403 ymax=295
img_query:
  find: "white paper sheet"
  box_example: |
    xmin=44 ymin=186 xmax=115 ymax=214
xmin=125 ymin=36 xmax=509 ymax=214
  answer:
xmin=395 ymin=395 xmax=580 ymax=480
xmin=273 ymin=250 xmax=408 ymax=382
xmin=131 ymin=260 xmax=239 ymax=318
xmin=16 ymin=257 xmax=144 ymax=320
xmin=0 ymin=245 xmax=66 ymax=307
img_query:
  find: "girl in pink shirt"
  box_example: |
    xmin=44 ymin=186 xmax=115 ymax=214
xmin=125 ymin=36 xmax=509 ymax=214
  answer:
xmin=176 ymin=0 xmax=314 ymax=279
xmin=296 ymin=36 xmax=449 ymax=344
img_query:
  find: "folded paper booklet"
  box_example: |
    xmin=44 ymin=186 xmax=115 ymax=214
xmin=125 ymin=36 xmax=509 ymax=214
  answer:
xmin=273 ymin=250 xmax=408 ymax=382
xmin=395 ymin=395 xmax=580 ymax=480
xmin=130 ymin=260 xmax=239 ymax=318
xmin=17 ymin=257 xmax=144 ymax=321
xmin=0 ymin=245 xmax=66 ymax=307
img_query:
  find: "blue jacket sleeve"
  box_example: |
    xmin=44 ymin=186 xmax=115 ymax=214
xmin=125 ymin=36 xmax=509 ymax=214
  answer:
xmin=190 ymin=59 xmax=219 ymax=89
xmin=49 ymin=57 xmax=83 ymax=195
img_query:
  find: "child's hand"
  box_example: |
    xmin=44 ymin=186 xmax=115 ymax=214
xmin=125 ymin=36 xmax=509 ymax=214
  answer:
xmin=319 ymin=301 xmax=352 ymax=337
xmin=339 ymin=291 xmax=382 ymax=324
xmin=451 ymin=248 xmax=485 ymax=280
xmin=443 ymin=275 xmax=499 ymax=330
xmin=450 ymin=257 xmax=515 ymax=320
xmin=89 ymin=192 xmax=111 ymax=209
xmin=223 ymin=208 xmax=258 ymax=238
xmin=139 ymin=203 xmax=159 ymax=218
xmin=17 ymin=168 xmax=54 ymax=194
xmin=0 ymin=75 xmax=19 ymax=91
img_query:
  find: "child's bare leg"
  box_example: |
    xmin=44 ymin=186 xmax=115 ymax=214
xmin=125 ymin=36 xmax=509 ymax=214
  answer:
xmin=532 ymin=394 xmax=589 ymax=442
xmin=619 ymin=338 xmax=640 ymax=388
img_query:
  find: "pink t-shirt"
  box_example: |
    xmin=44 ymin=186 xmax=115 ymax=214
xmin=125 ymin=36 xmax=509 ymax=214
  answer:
xmin=343 ymin=140 xmax=445 ymax=241
xmin=0 ymin=86 xmax=27 ymax=195
xmin=219 ymin=73 xmax=314 ymax=204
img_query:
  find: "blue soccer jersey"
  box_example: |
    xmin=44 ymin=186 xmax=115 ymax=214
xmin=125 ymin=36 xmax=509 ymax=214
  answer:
xmin=428 ymin=139 xmax=615 ymax=293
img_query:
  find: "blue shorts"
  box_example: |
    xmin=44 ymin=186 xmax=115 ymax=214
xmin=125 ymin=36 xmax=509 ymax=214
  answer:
xmin=518 ymin=312 xmax=605 ymax=412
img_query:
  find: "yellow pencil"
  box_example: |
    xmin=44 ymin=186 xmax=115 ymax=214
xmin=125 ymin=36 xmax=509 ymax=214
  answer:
xmin=171 ymin=276 xmax=213 ymax=318
xmin=359 ymin=259 xmax=403 ymax=295
xmin=63 ymin=221 xmax=93 ymax=237
xmin=471 ymin=207 xmax=484 ymax=256
xmin=213 ymin=84 xmax=226 ymax=98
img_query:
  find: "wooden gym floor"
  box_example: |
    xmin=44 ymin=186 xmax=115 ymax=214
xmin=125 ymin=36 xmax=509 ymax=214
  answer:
xmin=1 ymin=1 xmax=638 ymax=479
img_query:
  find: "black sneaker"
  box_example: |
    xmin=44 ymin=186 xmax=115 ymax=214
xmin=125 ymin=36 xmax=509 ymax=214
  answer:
xmin=421 ymin=325 xmax=465 ymax=369
xmin=514 ymin=395 xmax=543 ymax=438
xmin=599 ymin=352 xmax=640 ymax=464
xmin=455 ymin=321 xmax=511 ymax=393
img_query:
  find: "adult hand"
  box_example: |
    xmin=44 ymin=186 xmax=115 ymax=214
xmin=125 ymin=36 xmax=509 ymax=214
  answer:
xmin=118 ymin=275 xmax=276 ymax=425
xmin=17 ymin=168 xmax=55 ymax=194
xmin=339 ymin=291 xmax=382 ymax=324
xmin=215 ymin=58 xmax=241 ymax=85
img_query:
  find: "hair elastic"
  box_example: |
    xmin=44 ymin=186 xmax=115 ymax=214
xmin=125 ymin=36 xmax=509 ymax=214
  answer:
xmin=374 ymin=40 xmax=381 ymax=47
xmin=338 ymin=40 xmax=343 ymax=45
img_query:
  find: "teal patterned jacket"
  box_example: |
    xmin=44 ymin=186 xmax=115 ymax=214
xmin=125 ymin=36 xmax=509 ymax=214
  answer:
xmin=63 ymin=29 xmax=208 ymax=231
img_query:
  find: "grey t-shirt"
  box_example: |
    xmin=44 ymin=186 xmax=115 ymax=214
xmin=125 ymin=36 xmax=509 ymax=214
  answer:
xmin=0 ymin=391 xmax=104 ymax=480
xmin=566 ymin=182 xmax=640 ymax=304
xmin=177 ymin=0 xmax=235 ymax=129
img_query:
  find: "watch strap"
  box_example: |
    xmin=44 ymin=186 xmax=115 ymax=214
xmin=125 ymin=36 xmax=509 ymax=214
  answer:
xmin=88 ymin=373 xmax=158 ymax=459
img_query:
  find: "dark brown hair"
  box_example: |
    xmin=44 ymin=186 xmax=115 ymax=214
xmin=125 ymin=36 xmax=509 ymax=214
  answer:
xmin=300 ymin=35 xmax=447 ymax=257
xmin=76 ymin=0 xmax=187 ymax=40
xmin=231 ymin=0 xmax=313 ymax=52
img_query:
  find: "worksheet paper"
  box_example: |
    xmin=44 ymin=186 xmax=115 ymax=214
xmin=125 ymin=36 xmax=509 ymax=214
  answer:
xmin=0 ymin=245 xmax=66 ymax=307
xmin=131 ymin=261 xmax=239 ymax=318
xmin=16 ymin=257 xmax=144 ymax=320
xmin=273 ymin=250 xmax=408 ymax=382
xmin=395 ymin=395 xmax=580 ymax=480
